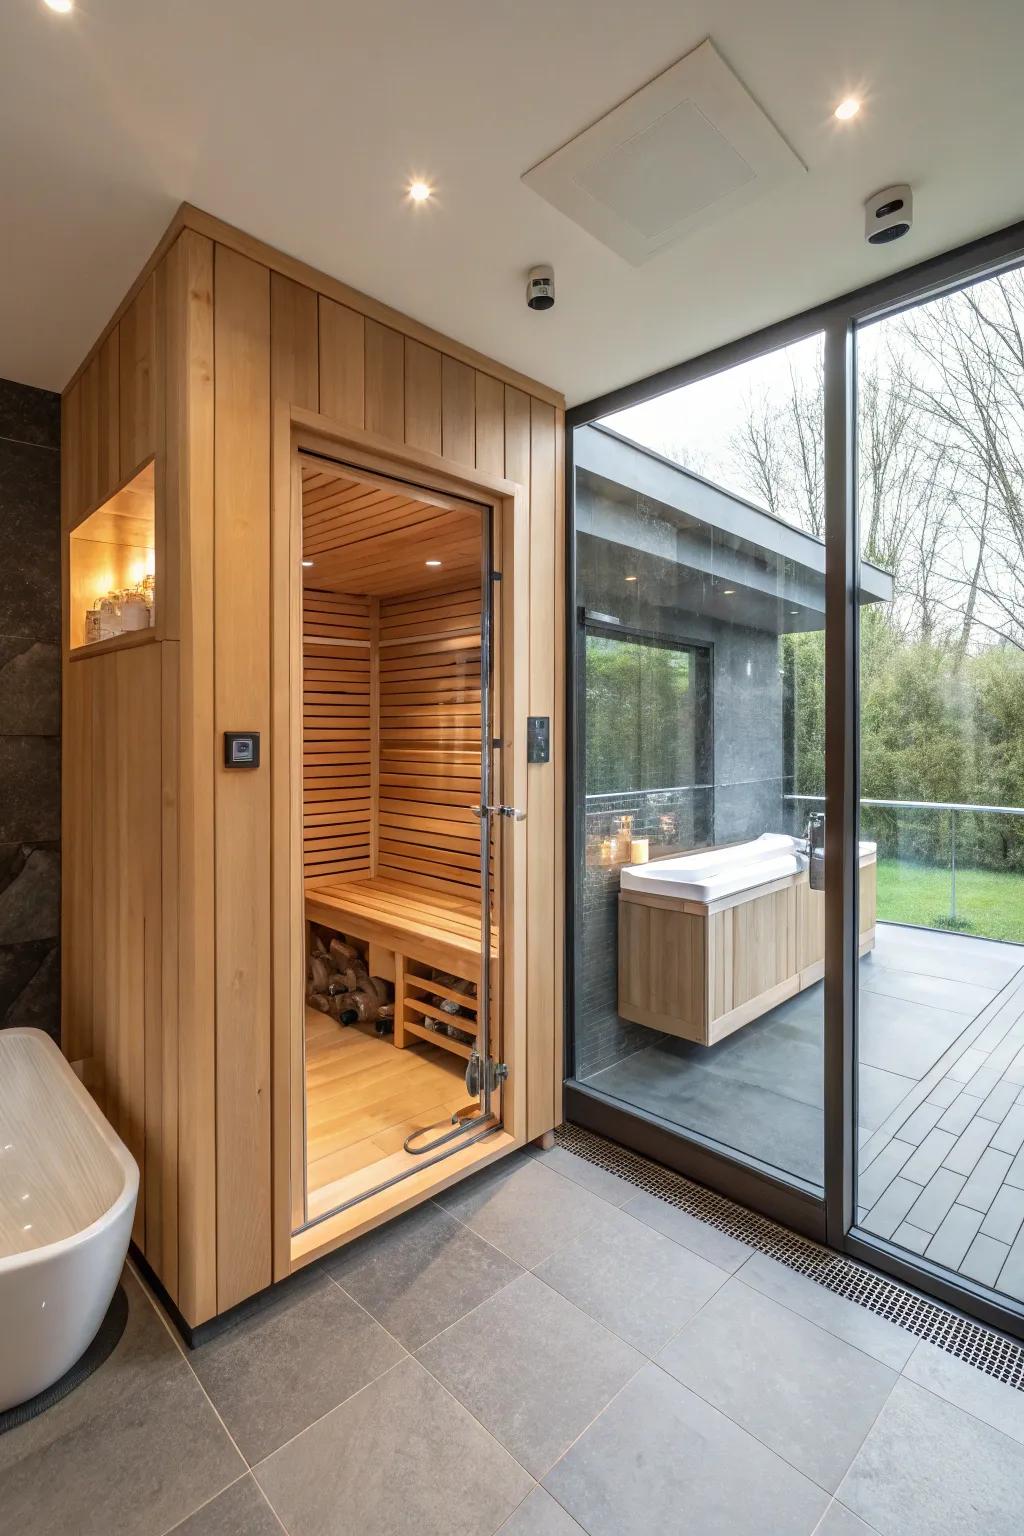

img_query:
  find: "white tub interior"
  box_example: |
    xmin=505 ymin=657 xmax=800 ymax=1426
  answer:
xmin=620 ymin=831 xmax=877 ymax=903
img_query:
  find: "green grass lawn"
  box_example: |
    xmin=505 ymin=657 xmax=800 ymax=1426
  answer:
xmin=876 ymin=858 xmax=1024 ymax=945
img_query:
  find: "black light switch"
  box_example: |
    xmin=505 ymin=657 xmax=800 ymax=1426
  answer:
xmin=527 ymin=716 xmax=550 ymax=764
xmin=224 ymin=731 xmax=260 ymax=768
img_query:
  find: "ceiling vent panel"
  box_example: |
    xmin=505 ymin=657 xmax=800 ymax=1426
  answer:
xmin=522 ymin=39 xmax=805 ymax=265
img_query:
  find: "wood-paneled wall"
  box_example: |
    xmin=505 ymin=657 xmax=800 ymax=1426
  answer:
xmin=62 ymin=204 xmax=564 ymax=1326
xmin=303 ymin=592 xmax=372 ymax=883
xmin=377 ymin=585 xmax=483 ymax=900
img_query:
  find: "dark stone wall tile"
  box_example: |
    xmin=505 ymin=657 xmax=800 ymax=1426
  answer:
xmin=0 ymin=378 xmax=61 ymax=451
xmin=0 ymin=638 xmax=60 ymax=735
xmin=0 ymin=941 xmax=60 ymax=1040
xmin=0 ymin=844 xmax=60 ymax=943
xmin=0 ymin=737 xmax=59 ymax=843
xmin=0 ymin=436 xmax=60 ymax=644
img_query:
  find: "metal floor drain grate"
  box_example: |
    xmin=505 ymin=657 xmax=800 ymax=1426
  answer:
xmin=555 ymin=1122 xmax=1024 ymax=1391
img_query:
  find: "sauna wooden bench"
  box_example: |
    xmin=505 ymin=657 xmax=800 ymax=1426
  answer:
xmin=305 ymin=876 xmax=494 ymax=1061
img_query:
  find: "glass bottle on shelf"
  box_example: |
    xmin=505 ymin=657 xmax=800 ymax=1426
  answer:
xmin=98 ymin=592 xmax=122 ymax=641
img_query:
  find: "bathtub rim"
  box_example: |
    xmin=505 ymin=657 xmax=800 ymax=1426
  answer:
xmin=0 ymin=1027 xmax=140 ymax=1279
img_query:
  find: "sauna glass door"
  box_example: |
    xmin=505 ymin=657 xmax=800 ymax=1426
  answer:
xmin=298 ymin=455 xmax=502 ymax=1227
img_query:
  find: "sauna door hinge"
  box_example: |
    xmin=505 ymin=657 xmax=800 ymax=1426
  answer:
xmin=465 ymin=1052 xmax=508 ymax=1099
xmin=491 ymin=569 xmax=502 ymax=581
xmin=470 ymin=803 xmax=527 ymax=821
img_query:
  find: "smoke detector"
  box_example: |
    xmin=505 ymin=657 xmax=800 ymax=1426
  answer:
xmin=865 ymin=185 xmax=913 ymax=245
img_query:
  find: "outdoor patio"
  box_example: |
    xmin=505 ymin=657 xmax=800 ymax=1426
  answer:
xmin=585 ymin=922 xmax=1024 ymax=1300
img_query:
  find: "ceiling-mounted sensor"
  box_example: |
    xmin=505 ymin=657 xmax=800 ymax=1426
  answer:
xmin=865 ymin=184 xmax=913 ymax=245
xmin=526 ymin=265 xmax=555 ymax=310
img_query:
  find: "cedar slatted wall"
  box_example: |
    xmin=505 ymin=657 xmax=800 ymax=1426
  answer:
xmin=302 ymin=589 xmax=372 ymax=882
xmin=377 ymin=585 xmax=483 ymax=900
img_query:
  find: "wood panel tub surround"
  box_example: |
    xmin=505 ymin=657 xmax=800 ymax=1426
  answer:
xmin=61 ymin=202 xmax=563 ymax=1332
xmin=618 ymin=850 xmax=877 ymax=1047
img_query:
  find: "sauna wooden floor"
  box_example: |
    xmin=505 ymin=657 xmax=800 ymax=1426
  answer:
xmin=304 ymin=1008 xmax=470 ymax=1218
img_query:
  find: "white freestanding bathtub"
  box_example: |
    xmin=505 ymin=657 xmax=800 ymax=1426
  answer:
xmin=0 ymin=1028 xmax=138 ymax=1413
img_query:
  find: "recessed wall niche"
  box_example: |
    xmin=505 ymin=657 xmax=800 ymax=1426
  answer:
xmin=68 ymin=458 xmax=156 ymax=653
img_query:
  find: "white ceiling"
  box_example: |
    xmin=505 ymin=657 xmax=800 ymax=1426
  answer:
xmin=2 ymin=0 xmax=1023 ymax=406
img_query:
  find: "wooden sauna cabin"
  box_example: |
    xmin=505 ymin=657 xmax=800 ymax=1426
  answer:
xmin=60 ymin=204 xmax=565 ymax=1334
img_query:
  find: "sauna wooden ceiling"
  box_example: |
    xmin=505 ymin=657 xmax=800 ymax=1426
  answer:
xmin=301 ymin=463 xmax=481 ymax=598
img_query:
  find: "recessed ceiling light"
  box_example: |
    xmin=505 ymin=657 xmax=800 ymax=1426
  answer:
xmin=425 ymin=559 xmax=443 ymax=567
xmin=624 ymin=575 xmax=638 ymax=582
xmin=408 ymin=179 xmax=433 ymax=204
xmin=834 ymin=97 xmax=861 ymax=121
xmin=722 ymin=588 xmax=736 ymax=596
xmin=301 ymin=559 xmax=314 ymax=568
xmin=43 ymin=0 xmax=74 ymax=11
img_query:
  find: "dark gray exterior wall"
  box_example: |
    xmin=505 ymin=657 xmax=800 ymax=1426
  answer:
xmin=0 ymin=379 xmax=61 ymax=1041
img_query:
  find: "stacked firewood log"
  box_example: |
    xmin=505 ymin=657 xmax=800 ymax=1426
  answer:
xmin=306 ymin=926 xmax=394 ymax=1036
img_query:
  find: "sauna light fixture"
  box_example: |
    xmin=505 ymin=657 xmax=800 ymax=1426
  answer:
xmin=408 ymin=179 xmax=434 ymax=204
xmin=425 ymin=559 xmax=443 ymax=567
xmin=301 ymin=559 xmax=314 ymax=568
xmin=834 ymin=97 xmax=861 ymax=121
xmin=43 ymin=0 xmax=74 ymax=11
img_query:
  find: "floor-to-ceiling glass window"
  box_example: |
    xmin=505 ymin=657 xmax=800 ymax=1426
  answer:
xmin=853 ymin=262 xmax=1024 ymax=1308
xmin=572 ymin=333 xmax=844 ymax=1195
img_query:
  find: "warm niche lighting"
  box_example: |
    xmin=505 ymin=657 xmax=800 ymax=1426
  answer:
xmin=834 ymin=97 xmax=861 ymax=121
xmin=408 ymin=179 xmax=433 ymax=204
xmin=43 ymin=0 xmax=74 ymax=12
xmin=425 ymin=559 xmax=443 ymax=567
xmin=301 ymin=559 xmax=314 ymax=568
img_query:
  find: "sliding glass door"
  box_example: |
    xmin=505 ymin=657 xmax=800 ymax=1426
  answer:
xmin=566 ymin=223 xmax=1024 ymax=1333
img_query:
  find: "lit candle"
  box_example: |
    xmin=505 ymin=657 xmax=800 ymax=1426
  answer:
xmin=630 ymin=838 xmax=650 ymax=864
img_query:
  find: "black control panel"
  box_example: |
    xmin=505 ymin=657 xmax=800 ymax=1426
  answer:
xmin=224 ymin=731 xmax=260 ymax=768
xmin=527 ymin=716 xmax=550 ymax=764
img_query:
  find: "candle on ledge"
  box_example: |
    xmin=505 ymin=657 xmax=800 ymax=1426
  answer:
xmin=630 ymin=838 xmax=650 ymax=864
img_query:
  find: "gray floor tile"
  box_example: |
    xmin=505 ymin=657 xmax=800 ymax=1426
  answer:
xmin=435 ymin=1156 xmax=618 ymax=1268
xmin=166 ymin=1475 xmax=283 ymax=1535
xmin=1006 ymin=1144 xmax=1024 ymax=1189
xmin=947 ymin=1047 xmax=989 ymax=1083
xmin=495 ymin=1487 xmax=585 ymax=1535
xmin=857 ymin=1138 xmax=915 ymax=1208
xmin=958 ymin=1146 xmax=1013 ymax=1211
xmin=924 ymin=1203 xmax=983 ymax=1269
xmin=535 ymin=1205 xmax=727 ymax=1356
xmin=255 ymin=1357 xmax=531 ymax=1536
xmin=324 ymin=1200 xmax=521 ymax=1350
xmin=961 ymin=1231 xmax=1011 ymax=1286
xmin=896 ymin=1100 xmax=943 ymax=1144
xmin=858 ymin=994 xmax=969 ymax=1079
xmin=905 ymin=1167 xmax=966 ymax=1232
xmin=937 ymin=1091 xmax=980 ymax=1135
xmin=964 ymin=1065 xmax=1001 ymax=1099
xmin=997 ymin=1223 xmax=1024 ymax=1301
xmin=1004 ymin=1045 xmax=1024 ymax=1085
xmin=814 ymin=1505 xmax=879 ymax=1536
xmin=658 ymin=1280 xmax=896 ymax=1492
xmin=622 ymin=1189 xmax=755 ymax=1272
xmin=0 ymin=1342 xmax=243 ymax=1536
xmin=544 ymin=1364 xmax=829 ymax=1536
xmin=944 ymin=1114 xmax=995 ymax=1175
xmin=838 ymin=1377 xmax=1024 ymax=1536
xmin=904 ymin=1340 xmax=1024 ymax=1447
xmin=901 ymin=1127 xmax=956 ymax=1185
xmin=525 ymin=1143 xmax=637 ymax=1206
xmin=891 ymin=1220 xmax=932 ymax=1256
xmin=736 ymin=1251 xmax=916 ymax=1370
xmin=189 ymin=1268 xmax=405 ymax=1463
xmin=978 ymin=1079 xmax=1021 ymax=1122
xmin=992 ymin=1103 xmax=1024 ymax=1154
xmin=417 ymin=1272 xmax=641 ymax=1478
xmin=860 ymin=964 xmax=994 ymax=1017
xmin=862 ymin=1177 xmax=920 ymax=1239
xmin=857 ymin=1065 xmax=918 ymax=1131
xmin=980 ymin=1182 xmax=1024 ymax=1244
xmin=926 ymin=1077 xmax=961 ymax=1109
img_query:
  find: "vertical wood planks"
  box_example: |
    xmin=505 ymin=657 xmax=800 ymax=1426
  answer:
xmin=474 ymin=373 xmax=505 ymax=476
xmin=364 ymin=320 xmax=404 ymax=439
xmin=441 ymin=357 xmax=475 ymax=466
xmin=271 ymin=274 xmax=319 ymax=413
xmin=213 ymin=243 xmax=273 ymax=1311
xmin=404 ymin=339 xmax=442 ymax=454
xmin=120 ymin=272 xmax=158 ymax=477
xmin=318 ymin=298 xmax=364 ymax=426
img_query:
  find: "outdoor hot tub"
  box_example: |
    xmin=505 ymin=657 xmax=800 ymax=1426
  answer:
xmin=617 ymin=833 xmax=877 ymax=1046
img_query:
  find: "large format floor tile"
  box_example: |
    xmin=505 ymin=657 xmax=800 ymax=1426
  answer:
xmin=324 ymin=1200 xmax=521 ymax=1349
xmin=621 ymin=1188 xmax=755 ymax=1272
xmin=813 ymin=1503 xmax=881 ymax=1535
xmin=254 ymin=1357 xmax=531 ymax=1536
xmin=544 ymin=1364 xmax=830 ymax=1536
xmin=166 ymin=1475 xmax=284 ymax=1535
xmin=735 ymin=1251 xmax=916 ymax=1370
xmin=417 ymin=1271 xmax=642 ymax=1477
xmin=434 ymin=1155 xmax=618 ymax=1268
xmin=838 ymin=1377 xmax=1024 ymax=1536
xmin=188 ymin=1267 xmax=405 ymax=1463
xmin=495 ymin=1487 xmax=585 ymax=1535
xmin=658 ymin=1280 xmax=897 ymax=1492
xmin=534 ymin=1205 xmax=728 ymax=1356
xmin=526 ymin=1141 xmax=638 ymax=1206
xmin=903 ymin=1340 xmax=1024 ymax=1446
